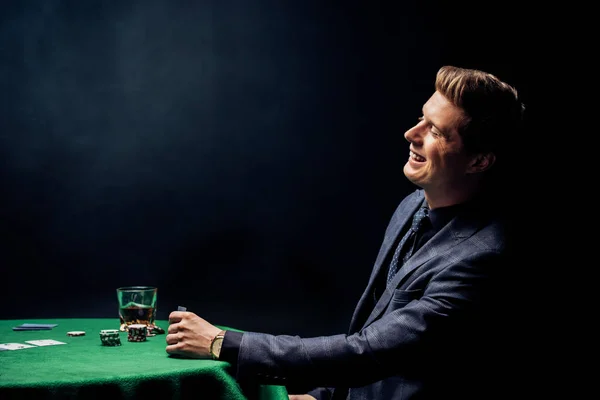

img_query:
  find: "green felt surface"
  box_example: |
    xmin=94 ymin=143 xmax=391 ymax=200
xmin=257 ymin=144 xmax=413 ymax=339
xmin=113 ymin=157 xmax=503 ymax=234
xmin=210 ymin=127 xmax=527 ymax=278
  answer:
xmin=0 ymin=318 xmax=287 ymax=400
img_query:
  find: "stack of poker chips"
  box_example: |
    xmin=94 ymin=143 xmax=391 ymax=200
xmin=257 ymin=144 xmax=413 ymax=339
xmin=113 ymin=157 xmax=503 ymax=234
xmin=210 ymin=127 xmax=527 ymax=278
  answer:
xmin=127 ymin=324 xmax=148 ymax=342
xmin=120 ymin=323 xmax=165 ymax=336
xmin=99 ymin=329 xmax=121 ymax=346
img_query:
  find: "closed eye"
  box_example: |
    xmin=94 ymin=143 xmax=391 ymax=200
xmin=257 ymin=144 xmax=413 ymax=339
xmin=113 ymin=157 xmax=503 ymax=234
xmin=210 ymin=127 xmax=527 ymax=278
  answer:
xmin=419 ymin=116 xmax=443 ymax=138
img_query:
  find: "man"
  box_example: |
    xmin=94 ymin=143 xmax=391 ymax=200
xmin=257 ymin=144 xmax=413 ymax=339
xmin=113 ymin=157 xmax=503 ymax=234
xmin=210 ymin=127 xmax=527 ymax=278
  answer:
xmin=165 ymin=66 xmax=526 ymax=399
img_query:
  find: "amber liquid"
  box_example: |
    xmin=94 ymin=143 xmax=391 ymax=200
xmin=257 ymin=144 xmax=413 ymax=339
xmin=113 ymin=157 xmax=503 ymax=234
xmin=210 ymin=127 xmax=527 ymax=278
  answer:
xmin=119 ymin=302 xmax=155 ymax=326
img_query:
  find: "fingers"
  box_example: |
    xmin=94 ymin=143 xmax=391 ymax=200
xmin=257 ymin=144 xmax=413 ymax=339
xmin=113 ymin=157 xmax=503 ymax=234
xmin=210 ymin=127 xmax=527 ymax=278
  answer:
xmin=165 ymin=333 xmax=188 ymax=357
xmin=165 ymin=333 xmax=180 ymax=345
xmin=165 ymin=340 xmax=204 ymax=359
xmin=168 ymin=310 xmax=195 ymax=333
xmin=165 ymin=342 xmax=184 ymax=356
xmin=168 ymin=311 xmax=186 ymax=323
xmin=167 ymin=323 xmax=179 ymax=334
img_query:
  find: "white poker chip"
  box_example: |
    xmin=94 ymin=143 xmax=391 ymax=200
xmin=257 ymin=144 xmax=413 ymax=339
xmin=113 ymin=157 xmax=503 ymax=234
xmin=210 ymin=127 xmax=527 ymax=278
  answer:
xmin=100 ymin=329 xmax=120 ymax=334
xmin=66 ymin=331 xmax=86 ymax=336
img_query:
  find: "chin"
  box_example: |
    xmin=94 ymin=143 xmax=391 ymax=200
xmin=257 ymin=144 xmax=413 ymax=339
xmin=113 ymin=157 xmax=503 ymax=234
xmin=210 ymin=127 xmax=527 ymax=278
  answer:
xmin=403 ymin=166 xmax=420 ymax=185
xmin=404 ymin=174 xmax=426 ymax=190
xmin=404 ymin=176 xmax=423 ymax=188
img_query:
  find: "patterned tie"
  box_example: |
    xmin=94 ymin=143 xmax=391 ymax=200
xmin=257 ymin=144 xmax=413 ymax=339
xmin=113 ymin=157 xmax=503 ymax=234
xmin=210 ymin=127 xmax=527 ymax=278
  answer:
xmin=386 ymin=205 xmax=429 ymax=286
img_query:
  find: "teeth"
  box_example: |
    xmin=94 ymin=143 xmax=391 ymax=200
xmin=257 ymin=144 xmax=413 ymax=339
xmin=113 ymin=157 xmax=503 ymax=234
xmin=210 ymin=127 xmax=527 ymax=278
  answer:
xmin=410 ymin=151 xmax=425 ymax=162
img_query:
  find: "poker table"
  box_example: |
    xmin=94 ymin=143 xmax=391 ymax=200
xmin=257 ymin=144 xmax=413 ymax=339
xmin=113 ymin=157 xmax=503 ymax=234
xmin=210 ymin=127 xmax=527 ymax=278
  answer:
xmin=0 ymin=318 xmax=289 ymax=400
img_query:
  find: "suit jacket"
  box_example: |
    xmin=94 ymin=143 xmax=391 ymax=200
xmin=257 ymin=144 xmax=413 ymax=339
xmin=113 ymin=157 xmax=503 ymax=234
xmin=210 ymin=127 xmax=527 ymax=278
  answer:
xmin=234 ymin=189 xmax=512 ymax=399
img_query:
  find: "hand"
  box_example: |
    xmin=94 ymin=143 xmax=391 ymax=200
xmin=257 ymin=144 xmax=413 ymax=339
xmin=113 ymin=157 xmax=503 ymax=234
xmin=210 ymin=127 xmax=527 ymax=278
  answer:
xmin=165 ymin=311 xmax=222 ymax=358
xmin=288 ymin=396 xmax=316 ymax=400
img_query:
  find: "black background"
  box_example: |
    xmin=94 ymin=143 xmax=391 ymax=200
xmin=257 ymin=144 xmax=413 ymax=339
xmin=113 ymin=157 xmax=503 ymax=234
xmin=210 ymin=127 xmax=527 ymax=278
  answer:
xmin=1 ymin=0 xmax=534 ymax=337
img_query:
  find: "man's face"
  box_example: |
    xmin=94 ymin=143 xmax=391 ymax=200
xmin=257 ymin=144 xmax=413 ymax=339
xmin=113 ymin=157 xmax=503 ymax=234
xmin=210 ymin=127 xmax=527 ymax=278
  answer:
xmin=403 ymin=91 xmax=474 ymax=195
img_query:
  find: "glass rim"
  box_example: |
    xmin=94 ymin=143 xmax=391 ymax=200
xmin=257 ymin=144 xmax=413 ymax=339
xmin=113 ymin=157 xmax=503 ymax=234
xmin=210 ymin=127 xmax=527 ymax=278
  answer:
xmin=116 ymin=286 xmax=157 ymax=291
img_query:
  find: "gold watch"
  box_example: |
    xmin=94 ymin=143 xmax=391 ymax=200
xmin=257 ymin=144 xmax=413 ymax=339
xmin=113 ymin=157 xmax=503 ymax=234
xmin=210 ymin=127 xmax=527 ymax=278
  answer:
xmin=209 ymin=330 xmax=226 ymax=360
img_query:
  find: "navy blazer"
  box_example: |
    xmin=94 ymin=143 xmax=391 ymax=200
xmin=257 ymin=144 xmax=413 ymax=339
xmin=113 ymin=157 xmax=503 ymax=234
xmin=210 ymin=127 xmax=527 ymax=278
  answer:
xmin=234 ymin=189 xmax=510 ymax=399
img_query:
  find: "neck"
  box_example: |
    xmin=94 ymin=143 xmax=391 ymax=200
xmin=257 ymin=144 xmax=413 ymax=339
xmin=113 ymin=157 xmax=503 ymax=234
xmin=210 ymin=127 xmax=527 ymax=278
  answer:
xmin=423 ymin=182 xmax=483 ymax=210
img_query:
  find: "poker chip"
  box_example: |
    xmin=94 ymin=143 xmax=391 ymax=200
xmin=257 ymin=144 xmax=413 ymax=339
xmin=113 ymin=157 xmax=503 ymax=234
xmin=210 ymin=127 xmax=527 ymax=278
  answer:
xmin=99 ymin=329 xmax=122 ymax=346
xmin=127 ymin=324 xmax=147 ymax=342
xmin=148 ymin=324 xmax=165 ymax=335
xmin=100 ymin=329 xmax=120 ymax=334
xmin=67 ymin=331 xmax=86 ymax=337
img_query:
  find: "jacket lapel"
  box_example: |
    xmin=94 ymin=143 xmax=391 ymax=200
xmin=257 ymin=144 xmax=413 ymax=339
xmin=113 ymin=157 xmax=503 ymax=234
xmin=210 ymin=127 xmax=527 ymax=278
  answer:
xmin=367 ymin=195 xmax=424 ymax=287
xmin=347 ymin=192 xmax=424 ymax=333
xmin=359 ymin=208 xmax=483 ymax=329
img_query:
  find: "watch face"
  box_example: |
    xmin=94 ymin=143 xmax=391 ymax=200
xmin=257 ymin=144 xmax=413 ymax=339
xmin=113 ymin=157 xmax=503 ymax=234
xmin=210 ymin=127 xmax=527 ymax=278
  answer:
xmin=212 ymin=335 xmax=225 ymax=359
xmin=214 ymin=337 xmax=223 ymax=355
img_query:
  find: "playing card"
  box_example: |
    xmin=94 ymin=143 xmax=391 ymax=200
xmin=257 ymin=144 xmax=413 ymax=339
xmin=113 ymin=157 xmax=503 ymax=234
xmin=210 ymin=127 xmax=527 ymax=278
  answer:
xmin=12 ymin=323 xmax=58 ymax=331
xmin=25 ymin=339 xmax=67 ymax=346
xmin=0 ymin=342 xmax=36 ymax=350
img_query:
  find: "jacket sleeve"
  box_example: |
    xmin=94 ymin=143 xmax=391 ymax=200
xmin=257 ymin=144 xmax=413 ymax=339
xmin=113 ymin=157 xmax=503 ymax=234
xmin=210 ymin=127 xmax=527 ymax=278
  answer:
xmin=231 ymin=248 xmax=504 ymax=389
xmin=305 ymin=387 xmax=334 ymax=400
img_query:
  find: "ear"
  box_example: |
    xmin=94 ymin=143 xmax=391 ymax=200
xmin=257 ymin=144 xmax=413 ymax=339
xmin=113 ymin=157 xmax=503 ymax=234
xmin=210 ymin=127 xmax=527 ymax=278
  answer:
xmin=467 ymin=152 xmax=496 ymax=174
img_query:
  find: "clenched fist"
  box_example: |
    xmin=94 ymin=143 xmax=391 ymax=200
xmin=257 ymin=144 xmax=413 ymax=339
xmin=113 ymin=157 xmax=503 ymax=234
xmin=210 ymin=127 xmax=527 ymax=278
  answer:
xmin=165 ymin=311 xmax=222 ymax=359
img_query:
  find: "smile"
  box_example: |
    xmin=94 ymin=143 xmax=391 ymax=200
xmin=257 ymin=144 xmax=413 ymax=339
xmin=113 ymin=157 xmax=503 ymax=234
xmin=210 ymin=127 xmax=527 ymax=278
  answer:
xmin=409 ymin=151 xmax=425 ymax=162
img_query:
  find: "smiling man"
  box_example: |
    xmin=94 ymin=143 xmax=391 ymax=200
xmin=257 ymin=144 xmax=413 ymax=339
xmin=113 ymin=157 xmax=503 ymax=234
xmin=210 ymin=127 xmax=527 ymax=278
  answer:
xmin=404 ymin=90 xmax=496 ymax=209
xmin=165 ymin=66 xmax=526 ymax=400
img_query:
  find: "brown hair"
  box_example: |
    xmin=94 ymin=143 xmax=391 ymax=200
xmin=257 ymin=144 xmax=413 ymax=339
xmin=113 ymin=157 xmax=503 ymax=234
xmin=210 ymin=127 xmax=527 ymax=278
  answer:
xmin=435 ymin=65 xmax=525 ymax=158
xmin=435 ymin=66 xmax=526 ymax=202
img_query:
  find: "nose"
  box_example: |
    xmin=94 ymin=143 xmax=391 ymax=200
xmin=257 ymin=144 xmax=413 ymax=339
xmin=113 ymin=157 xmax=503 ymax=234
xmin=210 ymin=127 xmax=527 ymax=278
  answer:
xmin=404 ymin=120 xmax=425 ymax=143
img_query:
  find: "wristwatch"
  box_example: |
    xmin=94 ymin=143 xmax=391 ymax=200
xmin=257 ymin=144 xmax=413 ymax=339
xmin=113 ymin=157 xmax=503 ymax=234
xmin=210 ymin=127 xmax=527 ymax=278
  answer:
xmin=209 ymin=330 xmax=226 ymax=360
